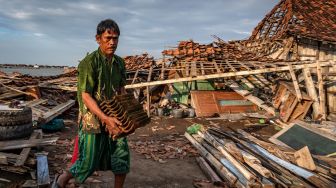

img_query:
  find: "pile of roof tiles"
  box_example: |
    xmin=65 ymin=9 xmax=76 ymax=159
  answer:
xmin=162 ymin=40 xmax=273 ymax=62
xmin=123 ymin=53 xmax=156 ymax=71
xmin=249 ymin=0 xmax=336 ymax=43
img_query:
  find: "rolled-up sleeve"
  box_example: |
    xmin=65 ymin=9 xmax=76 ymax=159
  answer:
xmin=78 ymin=60 xmax=95 ymax=94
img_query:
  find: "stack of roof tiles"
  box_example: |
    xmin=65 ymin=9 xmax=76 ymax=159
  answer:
xmin=123 ymin=53 xmax=156 ymax=71
xmin=162 ymin=40 xmax=272 ymax=62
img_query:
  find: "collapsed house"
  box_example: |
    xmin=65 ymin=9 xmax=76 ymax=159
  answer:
xmin=0 ymin=0 xmax=335 ymax=187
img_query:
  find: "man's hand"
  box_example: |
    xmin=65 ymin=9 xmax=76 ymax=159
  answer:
xmin=102 ymin=116 xmax=122 ymax=137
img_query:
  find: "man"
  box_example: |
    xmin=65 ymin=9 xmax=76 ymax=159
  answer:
xmin=53 ymin=19 xmax=129 ymax=188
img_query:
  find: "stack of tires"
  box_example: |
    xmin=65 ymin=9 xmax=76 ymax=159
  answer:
xmin=0 ymin=107 xmax=33 ymax=141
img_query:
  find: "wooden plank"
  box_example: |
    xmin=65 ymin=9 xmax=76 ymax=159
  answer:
xmin=288 ymin=64 xmax=302 ymax=101
xmin=42 ymin=100 xmax=75 ymax=123
xmin=0 ymin=137 xmax=58 ymax=151
xmin=160 ymin=55 xmax=165 ymax=79
xmin=200 ymin=62 xmax=205 ymax=75
xmin=0 ymin=91 xmax=24 ymax=100
xmin=147 ymin=67 xmax=153 ymax=82
xmin=283 ymin=97 xmax=299 ymax=122
xmin=185 ymin=62 xmax=190 ymax=76
xmin=184 ymin=132 xmax=240 ymax=187
xmin=195 ymin=157 xmax=222 ymax=182
xmin=303 ymin=67 xmax=320 ymax=119
xmin=190 ymin=62 xmax=197 ymax=76
xmin=229 ymin=82 xmax=275 ymax=115
xmin=131 ymin=69 xmax=139 ymax=84
xmin=0 ymin=155 xmax=8 ymax=165
xmin=250 ymin=143 xmax=331 ymax=188
xmin=36 ymin=154 xmax=50 ymax=186
xmin=146 ymin=86 xmax=150 ymax=117
xmin=15 ymin=131 xmax=40 ymax=166
xmin=226 ymin=60 xmax=255 ymax=89
xmin=23 ymin=99 xmax=48 ymax=107
xmin=213 ymin=60 xmax=221 ymax=73
xmin=125 ymin=61 xmax=335 ymax=89
xmin=294 ymin=146 xmax=316 ymax=171
xmin=317 ymin=61 xmax=327 ymax=120
xmin=198 ymin=131 xmax=257 ymax=182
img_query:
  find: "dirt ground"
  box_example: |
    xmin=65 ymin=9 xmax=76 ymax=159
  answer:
xmin=0 ymin=107 xmax=278 ymax=188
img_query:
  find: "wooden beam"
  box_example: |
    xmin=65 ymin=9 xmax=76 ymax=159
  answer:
xmin=146 ymin=86 xmax=150 ymax=117
xmin=23 ymin=99 xmax=48 ymax=107
xmin=195 ymin=157 xmax=222 ymax=182
xmin=200 ymin=62 xmax=205 ymax=75
xmin=316 ymin=61 xmax=327 ymax=120
xmin=184 ymin=132 xmax=239 ymax=187
xmin=226 ymin=60 xmax=254 ymax=89
xmin=198 ymin=131 xmax=257 ymax=182
xmin=294 ymin=146 xmax=316 ymax=171
xmin=288 ymin=64 xmax=302 ymax=101
xmin=213 ymin=60 xmax=221 ymax=73
xmin=41 ymin=100 xmax=75 ymax=124
xmin=303 ymin=67 xmax=320 ymax=119
xmin=131 ymin=69 xmax=139 ymax=84
xmin=125 ymin=61 xmax=335 ymax=89
xmin=0 ymin=137 xmax=58 ymax=151
xmin=229 ymin=82 xmax=276 ymax=115
xmin=160 ymin=55 xmax=165 ymax=79
xmin=15 ymin=131 xmax=40 ymax=166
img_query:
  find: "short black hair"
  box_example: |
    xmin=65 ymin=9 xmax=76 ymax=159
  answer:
xmin=96 ymin=19 xmax=120 ymax=36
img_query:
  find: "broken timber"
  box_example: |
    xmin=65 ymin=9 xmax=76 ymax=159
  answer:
xmin=125 ymin=61 xmax=335 ymax=89
xmin=229 ymin=81 xmax=275 ymax=115
xmin=0 ymin=137 xmax=58 ymax=151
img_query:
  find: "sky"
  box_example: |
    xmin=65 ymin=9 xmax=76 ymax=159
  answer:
xmin=0 ymin=0 xmax=278 ymax=66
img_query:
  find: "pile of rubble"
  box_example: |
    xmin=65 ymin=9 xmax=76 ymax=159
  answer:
xmin=186 ymin=124 xmax=336 ymax=187
xmin=123 ymin=53 xmax=157 ymax=71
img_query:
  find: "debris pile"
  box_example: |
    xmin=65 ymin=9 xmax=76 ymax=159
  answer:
xmin=129 ymin=136 xmax=198 ymax=163
xmin=185 ymin=124 xmax=336 ymax=187
xmin=124 ymin=53 xmax=157 ymax=71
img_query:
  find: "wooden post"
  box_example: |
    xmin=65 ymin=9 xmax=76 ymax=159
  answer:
xmin=316 ymin=61 xmax=326 ymax=120
xmin=146 ymin=86 xmax=150 ymax=117
xmin=131 ymin=70 xmax=139 ymax=85
xmin=303 ymin=66 xmax=320 ymax=119
xmin=288 ymin=64 xmax=302 ymax=101
xmin=160 ymin=55 xmax=165 ymax=79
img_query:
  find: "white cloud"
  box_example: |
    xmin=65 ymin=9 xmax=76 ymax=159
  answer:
xmin=0 ymin=0 xmax=278 ymax=65
xmin=33 ymin=32 xmax=45 ymax=37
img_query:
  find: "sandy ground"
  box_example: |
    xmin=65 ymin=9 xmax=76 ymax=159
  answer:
xmin=0 ymin=107 xmax=277 ymax=188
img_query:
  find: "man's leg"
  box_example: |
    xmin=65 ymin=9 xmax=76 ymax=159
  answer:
xmin=110 ymin=137 xmax=130 ymax=188
xmin=56 ymin=171 xmax=73 ymax=187
xmin=115 ymin=174 xmax=126 ymax=188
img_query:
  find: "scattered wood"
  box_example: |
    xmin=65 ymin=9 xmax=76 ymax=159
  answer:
xmin=294 ymin=146 xmax=316 ymax=171
xmin=0 ymin=137 xmax=58 ymax=151
xmin=36 ymin=154 xmax=50 ymax=187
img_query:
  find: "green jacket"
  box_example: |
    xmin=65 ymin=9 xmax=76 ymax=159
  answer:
xmin=77 ymin=48 xmax=126 ymax=133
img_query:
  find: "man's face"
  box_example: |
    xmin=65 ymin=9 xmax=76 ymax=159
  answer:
xmin=96 ymin=29 xmax=119 ymax=57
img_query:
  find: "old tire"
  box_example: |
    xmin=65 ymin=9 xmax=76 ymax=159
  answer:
xmin=0 ymin=122 xmax=33 ymax=141
xmin=0 ymin=107 xmax=32 ymax=126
